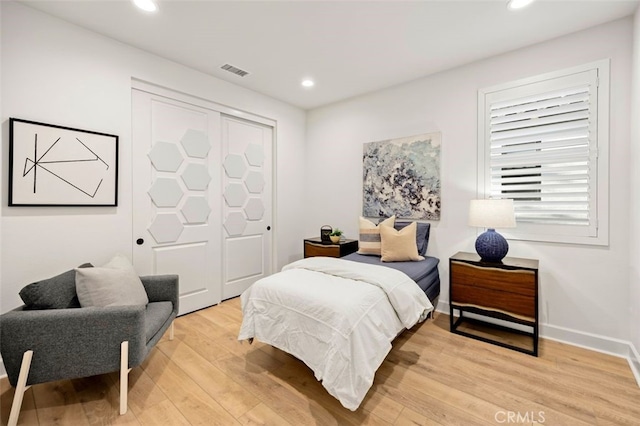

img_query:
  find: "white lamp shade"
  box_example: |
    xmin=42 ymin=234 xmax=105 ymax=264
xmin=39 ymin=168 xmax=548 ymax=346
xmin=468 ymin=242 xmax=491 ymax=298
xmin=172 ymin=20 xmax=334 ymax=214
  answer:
xmin=468 ymin=199 xmax=516 ymax=229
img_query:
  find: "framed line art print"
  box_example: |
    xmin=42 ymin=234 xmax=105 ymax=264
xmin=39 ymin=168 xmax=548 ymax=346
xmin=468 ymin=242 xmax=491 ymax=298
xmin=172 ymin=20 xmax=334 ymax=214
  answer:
xmin=9 ymin=118 xmax=118 ymax=206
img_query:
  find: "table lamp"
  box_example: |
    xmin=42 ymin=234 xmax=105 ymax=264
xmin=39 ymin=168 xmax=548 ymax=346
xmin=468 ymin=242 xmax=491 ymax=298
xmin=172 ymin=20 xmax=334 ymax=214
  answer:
xmin=468 ymin=199 xmax=516 ymax=262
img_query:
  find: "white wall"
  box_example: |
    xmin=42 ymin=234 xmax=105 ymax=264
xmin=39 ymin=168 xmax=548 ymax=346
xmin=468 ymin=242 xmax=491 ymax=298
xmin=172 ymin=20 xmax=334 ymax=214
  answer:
xmin=306 ymin=18 xmax=633 ymax=349
xmin=0 ymin=2 xmax=307 ymax=313
xmin=629 ymin=5 xmax=640 ymax=376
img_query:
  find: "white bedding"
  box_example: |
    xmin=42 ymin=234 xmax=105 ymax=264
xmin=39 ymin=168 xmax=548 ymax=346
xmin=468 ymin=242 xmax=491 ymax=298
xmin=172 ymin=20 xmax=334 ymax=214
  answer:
xmin=238 ymin=257 xmax=433 ymax=410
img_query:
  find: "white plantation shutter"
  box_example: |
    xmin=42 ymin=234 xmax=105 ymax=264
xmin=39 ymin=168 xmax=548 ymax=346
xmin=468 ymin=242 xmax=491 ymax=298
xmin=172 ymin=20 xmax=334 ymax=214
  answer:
xmin=478 ymin=62 xmax=609 ymax=245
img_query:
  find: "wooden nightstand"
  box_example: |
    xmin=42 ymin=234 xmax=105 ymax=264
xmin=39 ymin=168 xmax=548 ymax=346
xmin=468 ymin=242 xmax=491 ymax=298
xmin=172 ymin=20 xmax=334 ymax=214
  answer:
xmin=449 ymin=251 xmax=539 ymax=356
xmin=303 ymin=237 xmax=358 ymax=258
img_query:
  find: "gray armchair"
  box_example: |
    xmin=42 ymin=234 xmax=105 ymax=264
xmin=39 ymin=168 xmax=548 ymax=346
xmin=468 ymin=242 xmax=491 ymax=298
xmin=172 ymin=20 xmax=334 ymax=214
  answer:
xmin=0 ymin=274 xmax=179 ymax=426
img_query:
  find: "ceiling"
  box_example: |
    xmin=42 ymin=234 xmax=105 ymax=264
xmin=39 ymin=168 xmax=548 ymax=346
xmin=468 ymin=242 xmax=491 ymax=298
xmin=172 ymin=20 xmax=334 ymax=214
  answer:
xmin=21 ymin=0 xmax=639 ymax=110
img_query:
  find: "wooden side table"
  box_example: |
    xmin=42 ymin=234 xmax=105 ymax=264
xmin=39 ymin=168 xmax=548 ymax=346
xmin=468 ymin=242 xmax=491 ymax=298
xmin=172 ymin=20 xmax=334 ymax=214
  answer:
xmin=449 ymin=251 xmax=539 ymax=356
xmin=303 ymin=237 xmax=358 ymax=258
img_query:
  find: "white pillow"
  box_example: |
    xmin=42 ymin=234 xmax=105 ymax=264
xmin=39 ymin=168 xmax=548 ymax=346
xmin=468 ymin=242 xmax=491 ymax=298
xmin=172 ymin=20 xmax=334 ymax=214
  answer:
xmin=380 ymin=222 xmax=425 ymax=262
xmin=357 ymin=215 xmax=396 ymax=256
xmin=75 ymin=254 xmax=149 ymax=307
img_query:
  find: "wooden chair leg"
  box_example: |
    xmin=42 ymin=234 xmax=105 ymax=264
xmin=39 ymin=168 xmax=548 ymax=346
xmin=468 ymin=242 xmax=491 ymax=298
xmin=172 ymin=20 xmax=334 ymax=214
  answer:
xmin=169 ymin=321 xmax=174 ymax=341
xmin=8 ymin=350 xmax=33 ymax=426
xmin=119 ymin=341 xmax=129 ymax=415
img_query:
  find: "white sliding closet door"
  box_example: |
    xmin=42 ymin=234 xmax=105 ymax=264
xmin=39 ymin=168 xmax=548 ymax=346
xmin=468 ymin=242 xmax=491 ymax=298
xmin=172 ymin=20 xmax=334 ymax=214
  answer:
xmin=221 ymin=115 xmax=273 ymax=300
xmin=132 ymin=89 xmax=221 ymax=315
xmin=132 ymin=86 xmax=275 ymax=313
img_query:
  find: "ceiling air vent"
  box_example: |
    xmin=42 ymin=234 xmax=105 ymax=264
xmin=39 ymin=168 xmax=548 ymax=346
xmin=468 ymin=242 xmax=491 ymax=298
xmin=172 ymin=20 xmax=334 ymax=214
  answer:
xmin=221 ymin=64 xmax=249 ymax=77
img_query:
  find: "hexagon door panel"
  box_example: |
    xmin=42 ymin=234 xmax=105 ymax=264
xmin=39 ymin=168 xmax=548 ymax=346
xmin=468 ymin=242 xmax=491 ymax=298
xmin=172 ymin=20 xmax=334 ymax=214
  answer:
xmin=148 ymin=141 xmax=184 ymax=172
xmin=148 ymin=178 xmax=183 ymax=207
xmin=132 ymin=90 xmax=221 ymax=316
xmin=182 ymin=197 xmax=211 ymax=224
xmin=181 ymin=129 xmax=210 ymax=158
xmin=223 ymin=183 xmax=247 ymax=207
xmin=148 ymin=213 xmax=184 ymax=243
xmin=245 ymin=144 xmax=264 ymax=166
xmin=222 ymin=116 xmax=273 ymax=300
xmin=223 ymin=154 xmax=246 ymax=179
xmin=245 ymin=171 xmax=265 ymax=194
xmin=223 ymin=212 xmax=247 ymax=236
xmin=181 ymin=164 xmax=211 ymax=190
xmin=244 ymin=198 xmax=264 ymax=220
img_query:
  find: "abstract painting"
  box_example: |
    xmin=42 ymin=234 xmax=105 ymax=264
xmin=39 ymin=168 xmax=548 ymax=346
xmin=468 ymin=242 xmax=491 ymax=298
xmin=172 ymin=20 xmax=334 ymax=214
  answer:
xmin=9 ymin=118 xmax=118 ymax=206
xmin=363 ymin=132 xmax=441 ymax=220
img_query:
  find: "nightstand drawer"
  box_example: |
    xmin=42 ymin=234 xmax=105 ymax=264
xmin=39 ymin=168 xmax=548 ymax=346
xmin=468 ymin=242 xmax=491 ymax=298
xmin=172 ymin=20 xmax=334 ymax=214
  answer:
xmin=452 ymin=283 xmax=535 ymax=320
xmin=451 ymin=261 xmax=535 ymax=297
xmin=303 ymin=238 xmax=358 ymax=258
xmin=305 ymin=242 xmax=341 ymax=257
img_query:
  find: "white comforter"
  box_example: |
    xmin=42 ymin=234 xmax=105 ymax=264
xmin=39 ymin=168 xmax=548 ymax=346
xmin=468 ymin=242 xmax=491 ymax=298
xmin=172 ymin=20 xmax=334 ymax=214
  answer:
xmin=238 ymin=257 xmax=433 ymax=410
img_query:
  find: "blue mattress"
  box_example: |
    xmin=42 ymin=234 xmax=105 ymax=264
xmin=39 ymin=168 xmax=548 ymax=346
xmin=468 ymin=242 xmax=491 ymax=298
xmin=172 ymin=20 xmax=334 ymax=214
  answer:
xmin=342 ymin=253 xmax=441 ymax=302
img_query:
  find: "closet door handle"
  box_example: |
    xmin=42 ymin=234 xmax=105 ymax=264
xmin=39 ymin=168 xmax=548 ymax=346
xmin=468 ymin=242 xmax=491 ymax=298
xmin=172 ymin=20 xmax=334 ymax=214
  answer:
xmin=136 ymin=238 xmax=144 ymax=245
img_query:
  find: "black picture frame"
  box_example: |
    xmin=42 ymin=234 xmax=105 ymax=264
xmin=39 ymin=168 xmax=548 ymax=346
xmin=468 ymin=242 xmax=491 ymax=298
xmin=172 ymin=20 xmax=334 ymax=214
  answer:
xmin=9 ymin=118 xmax=118 ymax=206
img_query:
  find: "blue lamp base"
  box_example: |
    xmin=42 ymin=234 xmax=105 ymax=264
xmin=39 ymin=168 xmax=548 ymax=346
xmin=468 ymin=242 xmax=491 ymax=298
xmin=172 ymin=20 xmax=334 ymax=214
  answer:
xmin=475 ymin=228 xmax=509 ymax=263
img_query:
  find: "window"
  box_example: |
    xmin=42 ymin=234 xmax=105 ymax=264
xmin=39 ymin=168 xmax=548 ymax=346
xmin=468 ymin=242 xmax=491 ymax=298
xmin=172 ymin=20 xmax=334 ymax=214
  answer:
xmin=477 ymin=60 xmax=609 ymax=245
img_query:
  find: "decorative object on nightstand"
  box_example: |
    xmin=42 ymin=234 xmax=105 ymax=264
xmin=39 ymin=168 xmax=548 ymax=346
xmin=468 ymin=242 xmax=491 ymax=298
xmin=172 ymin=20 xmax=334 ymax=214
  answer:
xmin=329 ymin=228 xmax=343 ymax=244
xmin=449 ymin=251 xmax=539 ymax=356
xmin=320 ymin=225 xmax=333 ymax=244
xmin=304 ymin=237 xmax=358 ymax=258
xmin=468 ymin=199 xmax=516 ymax=263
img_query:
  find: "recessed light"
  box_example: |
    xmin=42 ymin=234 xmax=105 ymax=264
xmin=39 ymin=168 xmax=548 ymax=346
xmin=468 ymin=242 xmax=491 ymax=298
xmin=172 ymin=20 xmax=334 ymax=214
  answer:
xmin=301 ymin=79 xmax=315 ymax=88
xmin=133 ymin=0 xmax=158 ymax=13
xmin=507 ymin=0 xmax=535 ymax=10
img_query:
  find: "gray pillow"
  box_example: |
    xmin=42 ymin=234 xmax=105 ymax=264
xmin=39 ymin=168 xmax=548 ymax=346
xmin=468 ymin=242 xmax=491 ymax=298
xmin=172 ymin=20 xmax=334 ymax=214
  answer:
xmin=395 ymin=221 xmax=430 ymax=255
xmin=19 ymin=263 xmax=93 ymax=310
xmin=75 ymin=254 xmax=149 ymax=307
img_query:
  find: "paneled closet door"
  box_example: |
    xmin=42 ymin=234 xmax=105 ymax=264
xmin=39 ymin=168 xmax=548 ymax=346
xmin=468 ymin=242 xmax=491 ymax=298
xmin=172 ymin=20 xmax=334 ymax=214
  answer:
xmin=221 ymin=115 xmax=273 ymax=300
xmin=132 ymin=89 xmax=222 ymax=315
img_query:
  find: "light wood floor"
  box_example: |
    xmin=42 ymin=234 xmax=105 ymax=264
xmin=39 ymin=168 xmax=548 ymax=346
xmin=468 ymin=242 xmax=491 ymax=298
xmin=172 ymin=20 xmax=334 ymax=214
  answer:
xmin=2 ymin=297 xmax=639 ymax=425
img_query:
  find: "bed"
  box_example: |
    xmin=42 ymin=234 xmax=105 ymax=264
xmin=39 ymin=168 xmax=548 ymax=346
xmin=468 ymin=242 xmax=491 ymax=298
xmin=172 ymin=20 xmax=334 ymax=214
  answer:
xmin=342 ymin=252 xmax=440 ymax=302
xmin=238 ymin=220 xmax=440 ymax=410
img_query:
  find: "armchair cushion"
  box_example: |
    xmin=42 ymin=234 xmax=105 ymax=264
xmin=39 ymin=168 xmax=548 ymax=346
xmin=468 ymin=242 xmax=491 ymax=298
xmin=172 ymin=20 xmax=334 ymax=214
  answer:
xmin=19 ymin=263 xmax=93 ymax=310
xmin=145 ymin=302 xmax=173 ymax=342
xmin=75 ymin=268 xmax=149 ymax=307
xmin=75 ymin=254 xmax=148 ymax=307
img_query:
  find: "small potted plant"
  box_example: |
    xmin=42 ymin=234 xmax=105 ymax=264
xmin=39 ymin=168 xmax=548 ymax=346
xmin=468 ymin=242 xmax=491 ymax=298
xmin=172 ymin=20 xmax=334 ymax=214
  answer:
xmin=330 ymin=228 xmax=343 ymax=244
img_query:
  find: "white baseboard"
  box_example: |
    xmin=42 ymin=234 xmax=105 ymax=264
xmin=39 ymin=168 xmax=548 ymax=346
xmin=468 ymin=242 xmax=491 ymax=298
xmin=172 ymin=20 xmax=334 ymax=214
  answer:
xmin=541 ymin=323 xmax=631 ymax=358
xmin=438 ymin=300 xmax=640 ymax=388
xmin=629 ymin=343 xmax=640 ymax=387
